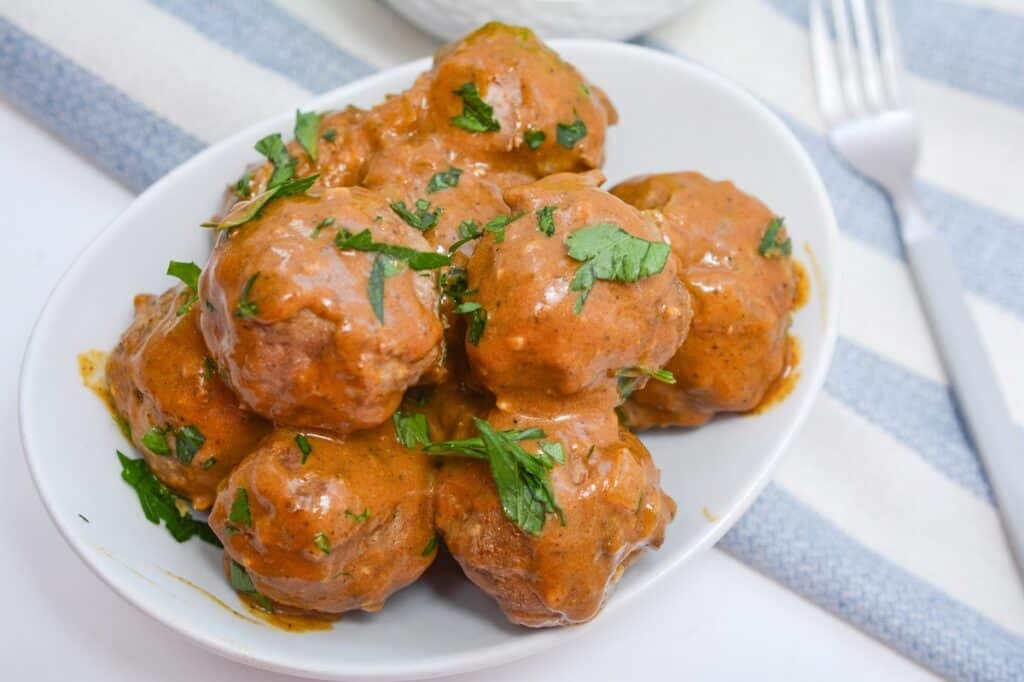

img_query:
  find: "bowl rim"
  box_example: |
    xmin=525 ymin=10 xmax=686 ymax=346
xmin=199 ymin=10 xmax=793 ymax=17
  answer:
xmin=19 ymin=38 xmax=840 ymax=681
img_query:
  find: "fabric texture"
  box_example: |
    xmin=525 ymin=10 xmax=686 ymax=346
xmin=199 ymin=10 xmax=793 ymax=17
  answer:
xmin=3 ymin=1 xmax=1022 ymax=678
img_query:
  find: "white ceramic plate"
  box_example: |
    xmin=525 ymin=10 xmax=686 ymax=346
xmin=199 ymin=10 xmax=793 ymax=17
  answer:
xmin=20 ymin=41 xmax=839 ymax=681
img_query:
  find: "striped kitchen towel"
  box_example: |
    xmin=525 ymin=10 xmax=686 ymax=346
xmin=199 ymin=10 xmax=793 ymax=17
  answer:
xmin=3 ymin=0 xmax=1022 ymax=678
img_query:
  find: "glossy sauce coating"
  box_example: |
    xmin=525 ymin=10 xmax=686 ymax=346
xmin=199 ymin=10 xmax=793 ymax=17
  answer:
xmin=199 ymin=187 xmax=444 ymax=432
xmin=465 ymin=171 xmax=692 ymax=410
xmin=434 ymin=405 xmax=675 ymax=627
xmin=107 ymin=287 xmax=270 ymax=509
xmin=208 ymin=425 xmax=436 ymax=614
xmin=611 ymin=172 xmax=797 ymax=427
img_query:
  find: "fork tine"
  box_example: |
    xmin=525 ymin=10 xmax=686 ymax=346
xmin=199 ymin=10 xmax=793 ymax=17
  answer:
xmin=874 ymin=0 xmax=904 ymax=106
xmin=850 ymin=0 xmax=885 ymax=111
xmin=809 ymin=0 xmax=845 ymax=125
xmin=831 ymin=0 xmax=864 ymax=116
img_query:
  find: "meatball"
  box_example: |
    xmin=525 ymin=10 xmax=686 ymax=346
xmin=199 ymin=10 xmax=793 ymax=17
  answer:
xmin=107 ymin=287 xmax=270 ymax=509
xmin=199 ymin=186 xmax=444 ymax=432
xmin=425 ymin=22 xmax=617 ymax=182
xmin=245 ymin=106 xmax=374 ymax=194
xmin=464 ymin=171 xmax=692 ymax=409
xmin=434 ymin=406 xmax=675 ymax=627
xmin=362 ymin=136 xmax=510 ymax=254
xmin=209 ymin=425 xmax=435 ymax=614
xmin=611 ymin=172 xmax=797 ymax=427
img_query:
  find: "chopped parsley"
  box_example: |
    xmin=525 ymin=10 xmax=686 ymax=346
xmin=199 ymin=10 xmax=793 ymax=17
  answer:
xmin=335 ymin=229 xmax=451 ymax=270
xmin=450 ymin=82 xmax=500 ymax=132
xmin=201 ymin=458 xmax=217 ymax=470
xmin=421 ymin=534 xmax=439 ymax=557
xmin=229 ymin=560 xmax=275 ymax=612
xmin=484 ymin=212 xmax=525 ymax=243
xmin=228 ymin=487 xmax=252 ymax=529
xmin=253 ymin=133 xmax=295 ymax=189
xmin=294 ymin=109 xmax=322 ymax=162
xmin=174 ymin=425 xmax=206 ymax=465
xmin=294 ymin=433 xmax=312 ymax=463
xmin=142 ymin=427 xmax=171 ymax=456
xmin=311 ymin=216 xmax=335 ymax=239
xmin=536 ymin=206 xmax=556 ymax=237
xmin=556 ymin=118 xmax=587 ymax=149
xmin=565 ymin=223 xmax=671 ymax=313
xmin=758 ymin=217 xmax=792 ymax=258
xmin=235 ymin=272 xmax=260 ymax=319
xmin=201 ymin=173 xmax=320 ymax=231
xmin=202 ymin=356 xmax=219 ymax=380
xmin=447 ymin=220 xmax=483 ymax=254
xmin=577 ymin=82 xmax=592 ymax=96
xmin=425 ymin=419 xmax=565 ymax=535
xmin=393 ymin=410 xmax=430 ymax=449
xmin=524 ymin=128 xmax=546 ymax=150
xmin=454 ymin=301 xmax=487 ymax=345
xmin=391 ymin=198 xmax=441 ymax=232
xmin=616 ymin=366 xmax=677 ymax=401
xmin=427 ymin=167 xmax=462 ymax=193
xmin=439 ymin=266 xmax=474 ymax=303
xmin=166 ymin=260 xmax=201 ymax=315
xmin=368 ymin=254 xmax=403 ymax=322
xmin=322 ymin=128 xmax=337 ymax=142
xmin=346 ymin=508 xmax=370 ymax=523
xmin=234 ymin=170 xmax=252 ymax=199
xmin=313 ymin=532 xmax=331 ymax=554
xmin=117 ymin=451 xmax=221 ymax=546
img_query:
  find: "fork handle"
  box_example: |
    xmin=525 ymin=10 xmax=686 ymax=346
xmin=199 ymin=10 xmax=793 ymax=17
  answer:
xmin=899 ymin=199 xmax=1024 ymax=571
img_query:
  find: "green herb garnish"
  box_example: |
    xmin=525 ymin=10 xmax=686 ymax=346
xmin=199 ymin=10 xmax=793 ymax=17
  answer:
xmin=201 ymin=173 xmax=320 ymax=230
xmin=346 ymin=508 xmax=370 ymax=523
xmin=484 ymin=212 xmax=525 ymax=243
xmin=228 ymin=487 xmax=252 ymax=528
xmin=450 ymin=82 xmax=500 ymax=133
xmin=524 ymin=128 xmax=546 ymax=150
xmin=616 ymin=366 xmax=677 ymax=401
xmin=202 ymin=356 xmax=219 ymax=380
xmin=311 ymin=216 xmax=335 ymax=239
xmin=166 ymin=260 xmax=201 ymax=315
xmin=447 ymin=220 xmax=483 ymax=254
xmin=229 ymin=560 xmax=275 ymax=612
xmin=294 ymin=109 xmax=322 ymax=162
xmin=536 ymin=206 xmax=556 ymax=237
xmin=577 ymin=82 xmax=592 ymax=96
xmin=427 ymin=167 xmax=462 ymax=193
xmin=254 ymin=133 xmax=295 ymax=189
xmin=758 ymin=217 xmax=792 ymax=258
xmin=117 ymin=451 xmax=222 ymax=546
xmin=142 ymin=426 xmax=170 ymax=456
xmin=556 ymin=118 xmax=587 ymax=149
xmin=454 ymin=302 xmax=487 ymax=345
xmin=425 ymin=419 xmax=565 ymax=535
xmin=313 ymin=532 xmax=331 ymax=554
xmin=335 ymin=229 xmax=451 ymax=270
xmin=295 ymin=433 xmax=312 ymax=463
xmin=439 ymin=266 xmax=474 ymax=303
xmin=391 ymin=199 xmax=441 ymax=232
xmin=421 ymin=534 xmax=439 ymax=557
xmin=234 ymin=170 xmax=252 ymax=199
xmin=235 ymin=272 xmax=260 ymax=319
xmin=174 ymin=425 xmax=205 ymax=464
xmin=565 ymin=223 xmax=671 ymax=313
xmin=393 ymin=410 xmax=430 ymax=449
xmin=322 ymin=128 xmax=337 ymax=142
xmin=201 ymin=458 xmax=217 ymax=470
xmin=368 ymin=254 xmax=404 ymax=322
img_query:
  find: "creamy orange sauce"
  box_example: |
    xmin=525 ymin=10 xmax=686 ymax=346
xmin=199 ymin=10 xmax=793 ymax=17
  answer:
xmin=78 ymin=349 xmax=133 ymax=441
xmin=792 ymin=260 xmax=810 ymax=311
xmin=237 ymin=593 xmax=337 ymax=632
xmin=750 ymin=335 xmax=802 ymax=415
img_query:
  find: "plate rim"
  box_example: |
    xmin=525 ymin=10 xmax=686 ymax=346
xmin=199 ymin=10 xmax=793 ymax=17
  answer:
xmin=19 ymin=38 xmax=840 ymax=681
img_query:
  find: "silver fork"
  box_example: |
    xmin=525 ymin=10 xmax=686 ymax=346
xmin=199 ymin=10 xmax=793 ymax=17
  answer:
xmin=809 ymin=0 xmax=1024 ymax=577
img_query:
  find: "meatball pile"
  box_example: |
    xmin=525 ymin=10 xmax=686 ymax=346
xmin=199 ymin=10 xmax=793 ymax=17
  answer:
xmin=107 ymin=21 xmax=797 ymax=628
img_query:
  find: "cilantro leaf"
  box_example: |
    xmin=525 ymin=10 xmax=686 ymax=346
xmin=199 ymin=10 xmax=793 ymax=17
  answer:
xmin=454 ymin=301 xmax=487 ymax=345
xmin=229 ymin=560 xmax=275 ymax=612
xmin=425 ymin=419 xmax=565 ymax=535
xmin=335 ymin=229 xmax=450 ymax=270
xmin=758 ymin=217 xmax=792 ymax=258
xmin=450 ymin=82 xmax=500 ymax=133
xmin=447 ymin=220 xmax=483 ymax=254
xmin=174 ymin=425 xmax=205 ymax=464
xmin=234 ymin=170 xmax=252 ymax=199
xmin=427 ymin=167 xmax=462 ymax=193
xmin=439 ymin=266 xmax=474 ymax=304
xmin=536 ymin=206 xmax=556 ymax=237
xmin=142 ymin=427 xmax=170 ymax=456
xmin=524 ymin=128 xmax=546 ymax=150
xmin=254 ymin=133 xmax=295 ymax=189
xmin=565 ymin=223 xmax=671 ymax=313
xmin=294 ymin=109 xmax=322 ymax=162
xmin=616 ymin=366 xmax=676 ymax=400
xmin=391 ymin=198 xmax=441 ymax=232
xmin=556 ymin=118 xmax=587 ymax=149
xmin=117 ymin=451 xmax=222 ymax=546
xmin=166 ymin=260 xmax=201 ymax=315
xmin=228 ymin=487 xmax=252 ymax=528
xmin=393 ymin=410 xmax=431 ymax=449
xmin=368 ymin=254 xmax=404 ymax=322
xmin=235 ymin=272 xmax=260 ymax=319
xmin=201 ymin=173 xmax=320 ymax=231
xmin=346 ymin=508 xmax=370 ymax=523
xmin=484 ymin=212 xmax=525 ymax=243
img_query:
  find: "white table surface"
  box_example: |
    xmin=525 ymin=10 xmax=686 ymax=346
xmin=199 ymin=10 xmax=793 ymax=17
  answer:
xmin=0 ymin=98 xmax=939 ymax=681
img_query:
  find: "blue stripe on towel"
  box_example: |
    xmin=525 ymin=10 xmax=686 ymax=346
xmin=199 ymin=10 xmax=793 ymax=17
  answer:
xmin=147 ymin=0 xmax=373 ymax=94
xmin=721 ymin=484 xmax=1024 ymax=681
xmin=0 ymin=17 xmax=204 ymax=192
xmin=765 ymin=0 xmax=1024 ymax=111
xmin=827 ymin=338 xmax=992 ymax=503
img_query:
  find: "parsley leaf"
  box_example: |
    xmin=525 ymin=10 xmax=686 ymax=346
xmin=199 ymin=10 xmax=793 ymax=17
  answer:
xmin=294 ymin=109 xmax=322 ymax=162
xmin=166 ymin=260 xmax=201 ymax=315
xmin=311 ymin=216 xmax=335 ymax=239
xmin=295 ymin=433 xmax=312 ymax=463
xmin=421 ymin=534 xmax=439 ymax=556
xmin=201 ymin=458 xmax=217 ymax=470
xmin=174 ymin=425 xmax=205 ymax=464
xmin=313 ymin=532 xmax=331 ymax=554
xmin=393 ymin=410 xmax=430 ymax=448
xmin=450 ymin=82 xmax=500 ymax=132
xmin=346 ymin=508 xmax=370 ymax=523
xmin=391 ymin=199 xmax=441 ymax=232
xmin=565 ymin=223 xmax=671 ymax=313
xmin=524 ymin=128 xmax=546 ymax=150
xmin=229 ymin=487 xmax=252 ymax=528
xmin=368 ymin=254 xmax=404 ymax=322
xmin=536 ymin=206 xmax=556 ymax=237
xmin=202 ymin=356 xmax=219 ymax=380
xmin=427 ymin=167 xmax=462 ymax=193
xmin=439 ymin=266 xmax=474 ymax=304
xmin=335 ymin=229 xmax=451 ymax=270
xmin=484 ymin=212 xmax=525 ymax=243
xmin=556 ymin=118 xmax=587 ymax=149
xmin=201 ymin=173 xmax=320 ymax=231
xmin=425 ymin=419 xmax=565 ymax=535
xmin=234 ymin=170 xmax=252 ymax=199
xmin=447 ymin=220 xmax=483 ymax=254
xmin=229 ymin=560 xmax=275 ymax=612
xmin=142 ymin=427 xmax=171 ymax=456
xmin=616 ymin=366 xmax=677 ymax=400
xmin=322 ymin=128 xmax=337 ymax=142
xmin=254 ymin=133 xmax=296 ymax=189
xmin=758 ymin=217 xmax=792 ymax=258
xmin=117 ymin=451 xmax=222 ymax=546
xmin=454 ymin=302 xmax=487 ymax=345
xmin=235 ymin=272 xmax=260 ymax=319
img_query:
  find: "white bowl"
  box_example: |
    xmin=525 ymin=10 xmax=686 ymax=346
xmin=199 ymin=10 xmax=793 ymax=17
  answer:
xmin=20 ymin=41 xmax=839 ymax=681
